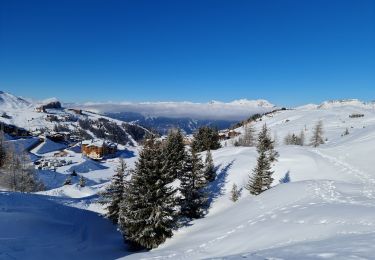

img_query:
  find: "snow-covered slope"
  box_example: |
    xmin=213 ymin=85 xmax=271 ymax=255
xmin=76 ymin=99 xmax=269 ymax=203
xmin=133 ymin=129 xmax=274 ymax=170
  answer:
xmin=2 ymin=93 xmax=375 ymax=259
xmin=123 ymin=101 xmax=375 ymax=259
xmin=0 ymin=91 xmax=148 ymax=146
xmin=0 ymin=91 xmax=32 ymax=110
xmin=0 ymin=192 xmax=127 ymax=260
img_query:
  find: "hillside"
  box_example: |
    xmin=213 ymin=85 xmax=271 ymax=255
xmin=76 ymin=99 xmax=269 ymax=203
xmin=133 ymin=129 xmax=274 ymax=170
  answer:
xmin=0 ymin=192 xmax=127 ymax=260
xmin=0 ymin=91 xmax=149 ymax=145
xmin=123 ymin=100 xmax=375 ymax=259
xmin=1 ymin=96 xmax=375 ymax=259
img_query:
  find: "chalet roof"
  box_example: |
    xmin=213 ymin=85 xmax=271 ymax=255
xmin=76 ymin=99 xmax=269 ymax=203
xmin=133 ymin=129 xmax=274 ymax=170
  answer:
xmin=82 ymin=139 xmax=117 ymax=148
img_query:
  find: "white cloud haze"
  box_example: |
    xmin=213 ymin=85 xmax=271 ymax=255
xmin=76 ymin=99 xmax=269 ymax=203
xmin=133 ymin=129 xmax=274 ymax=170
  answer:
xmin=74 ymin=99 xmax=276 ymax=121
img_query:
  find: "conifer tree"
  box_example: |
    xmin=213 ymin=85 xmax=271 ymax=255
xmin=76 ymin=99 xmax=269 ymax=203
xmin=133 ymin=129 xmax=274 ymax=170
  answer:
xmin=284 ymin=130 xmax=305 ymax=146
xmin=119 ymin=137 xmax=178 ymax=249
xmin=191 ymin=126 xmax=221 ymax=152
xmin=246 ymin=124 xmax=277 ymax=195
xmin=179 ymin=151 xmax=208 ymax=219
xmin=100 ymin=157 xmax=127 ymax=224
xmin=246 ymin=150 xmax=273 ymax=195
xmin=163 ymin=128 xmax=186 ymax=181
xmin=257 ymin=124 xmax=279 ymax=163
xmin=310 ymin=120 xmax=325 ymax=147
xmin=230 ymin=183 xmax=241 ymax=202
xmin=204 ymin=149 xmax=216 ymax=182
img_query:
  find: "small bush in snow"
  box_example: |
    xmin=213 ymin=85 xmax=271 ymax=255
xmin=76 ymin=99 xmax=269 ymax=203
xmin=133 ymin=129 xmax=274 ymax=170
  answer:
xmin=230 ymin=183 xmax=241 ymax=202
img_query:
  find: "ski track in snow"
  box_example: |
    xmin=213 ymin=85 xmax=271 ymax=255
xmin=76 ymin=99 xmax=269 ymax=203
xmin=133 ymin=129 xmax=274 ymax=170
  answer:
xmin=312 ymin=149 xmax=375 ymax=200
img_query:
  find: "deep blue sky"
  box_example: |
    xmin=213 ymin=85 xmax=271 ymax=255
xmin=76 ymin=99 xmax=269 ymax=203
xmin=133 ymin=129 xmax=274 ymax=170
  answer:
xmin=0 ymin=0 xmax=374 ymax=106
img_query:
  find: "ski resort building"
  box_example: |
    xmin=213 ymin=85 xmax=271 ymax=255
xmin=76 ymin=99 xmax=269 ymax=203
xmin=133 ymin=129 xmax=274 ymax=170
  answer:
xmin=81 ymin=139 xmax=117 ymax=160
xmin=218 ymin=130 xmax=241 ymax=140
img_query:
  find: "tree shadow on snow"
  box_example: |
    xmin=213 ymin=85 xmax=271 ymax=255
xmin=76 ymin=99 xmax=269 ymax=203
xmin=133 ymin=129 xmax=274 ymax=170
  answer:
xmin=117 ymin=148 xmax=136 ymax=159
xmin=206 ymin=160 xmax=235 ymax=209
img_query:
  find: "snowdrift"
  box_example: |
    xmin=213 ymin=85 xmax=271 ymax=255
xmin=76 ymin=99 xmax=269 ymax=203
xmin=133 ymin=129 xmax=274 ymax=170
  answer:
xmin=0 ymin=192 xmax=127 ymax=260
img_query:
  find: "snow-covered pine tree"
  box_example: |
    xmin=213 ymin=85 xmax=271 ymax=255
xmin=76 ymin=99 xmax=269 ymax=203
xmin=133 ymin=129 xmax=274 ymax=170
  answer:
xmin=257 ymin=124 xmax=279 ymax=163
xmin=162 ymin=128 xmax=186 ymax=181
xmin=204 ymin=149 xmax=216 ymax=182
xmin=246 ymin=124 xmax=277 ymax=195
xmin=246 ymin=149 xmax=273 ymax=195
xmin=230 ymin=183 xmax=241 ymax=202
xmin=179 ymin=150 xmax=208 ymax=219
xmin=100 ymin=157 xmax=127 ymax=224
xmin=310 ymin=120 xmax=325 ymax=147
xmin=118 ymin=137 xmax=178 ymax=249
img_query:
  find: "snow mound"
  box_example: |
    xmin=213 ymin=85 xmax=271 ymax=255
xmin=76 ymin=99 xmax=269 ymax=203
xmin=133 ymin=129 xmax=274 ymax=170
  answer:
xmin=33 ymin=138 xmax=67 ymax=154
xmin=4 ymin=137 xmax=40 ymax=153
xmin=317 ymin=99 xmax=368 ymax=109
xmin=40 ymin=184 xmax=97 ymax=198
xmin=68 ymin=159 xmax=108 ymax=173
xmin=0 ymin=192 xmax=126 ymax=259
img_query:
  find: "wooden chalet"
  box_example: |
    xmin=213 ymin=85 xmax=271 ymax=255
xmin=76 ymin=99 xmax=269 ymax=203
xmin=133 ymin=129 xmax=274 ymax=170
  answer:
xmin=81 ymin=139 xmax=117 ymax=160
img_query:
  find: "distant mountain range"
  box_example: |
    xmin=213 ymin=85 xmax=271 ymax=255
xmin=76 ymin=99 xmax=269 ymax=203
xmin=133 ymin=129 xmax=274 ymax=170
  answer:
xmin=72 ymin=99 xmax=277 ymax=134
xmin=104 ymin=112 xmax=238 ymax=135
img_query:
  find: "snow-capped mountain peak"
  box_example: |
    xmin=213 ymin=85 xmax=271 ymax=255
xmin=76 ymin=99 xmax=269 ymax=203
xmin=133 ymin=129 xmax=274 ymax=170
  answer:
xmin=229 ymin=99 xmax=275 ymax=107
xmin=0 ymin=91 xmax=32 ymax=110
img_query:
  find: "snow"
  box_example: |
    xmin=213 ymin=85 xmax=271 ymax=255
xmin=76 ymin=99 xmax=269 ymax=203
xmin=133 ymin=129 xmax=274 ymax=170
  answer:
xmin=0 ymin=91 xmax=32 ymax=110
xmin=4 ymin=137 xmax=40 ymax=152
xmin=2 ymin=91 xmax=375 ymax=259
xmin=0 ymin=191 xmax=127 ymax=260
xmin=32 ymin=138 xmax=67 ymax=154
xmin=122 ymin=101 xmax=375 ymax=259
xmin=82 ymin=139 xmax=117 ymax=148
xmin=68 ymin=159 xmax=109 ymax=174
